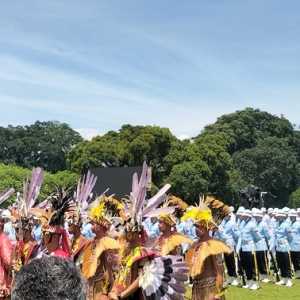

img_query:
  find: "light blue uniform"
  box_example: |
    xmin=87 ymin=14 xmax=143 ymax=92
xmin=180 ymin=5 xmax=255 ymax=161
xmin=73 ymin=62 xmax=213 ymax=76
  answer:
xmin=4 ymin=221 xmax=16 ymax=241
xmin=81 ymin=222 xmax=95 ymax=239
xmin=33 ymin=224 xmax=42 ymax=242
xmin=176 ymin=219 xmax=197 ymax=241
xmin=215 ymin=217 xmax=239 ymax=250
xmin=143 ymin=218 xmax=160 ymax=239
xmin=287 ymin=220 xmax=300 ymax=252
xmin=177 ymin=219 xmax=197 ymax=253
xmin=275 ymin=219 xmax=290 ymax=252
xmin=255 ymin=220 xmax=272 ymax=251
xmin=237 ymin=218 xmax=260 ymax=252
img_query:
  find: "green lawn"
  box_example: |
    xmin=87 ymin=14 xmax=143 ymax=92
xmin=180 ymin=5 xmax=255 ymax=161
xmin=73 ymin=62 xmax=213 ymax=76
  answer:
xmin=186 ymin=279 xmax=300 ymax=300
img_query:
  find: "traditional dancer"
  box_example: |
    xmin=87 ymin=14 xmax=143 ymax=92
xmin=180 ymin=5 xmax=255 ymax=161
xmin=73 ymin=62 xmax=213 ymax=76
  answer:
xmin=154 ymin=212 xmax=192 ymax=255
xmin=184 ymin=200 xmax=232 ymax=300
xmin=109 ymin=162 xmax=188 ymax=300
xmin=12 ymin=168 xmax=44 ymax=272
xmin=37 ymin=188 xmax=74 ymax=258
xmin=0 ymin=212 xmax=13 ymax=299
xmin=67 ymin=171 xmax=97 ymax=264
xmin=0 ymin=189 xmax=15 ymax=299
xmin=81 ymin=200 xmax=120 ymax=300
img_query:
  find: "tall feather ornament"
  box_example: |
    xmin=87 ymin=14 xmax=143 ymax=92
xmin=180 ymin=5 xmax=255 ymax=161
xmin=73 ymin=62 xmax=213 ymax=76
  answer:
xmin=22 ymin=167 xmax=44 ymax=217
xmin=26 ymin=167 xmax=44 ymax=209
xmin=129 ymin=161 xmax=174 ymax=227
xmin=143 ymin=184 xmax=171 ymax=216
xmin=74 ymin=170 xmax=98 ymax=212
xmin=48 ymin=187 xmax=74 ymax=226
xmin=0 ymin=188 xmax=15 ymax=206
xmin=132 ymin=161 xmax=149 ymax=221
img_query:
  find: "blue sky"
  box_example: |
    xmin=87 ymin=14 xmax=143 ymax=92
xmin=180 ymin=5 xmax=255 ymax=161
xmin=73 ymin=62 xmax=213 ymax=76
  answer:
xmin=1 ymin=1 xmax=300 ymax=139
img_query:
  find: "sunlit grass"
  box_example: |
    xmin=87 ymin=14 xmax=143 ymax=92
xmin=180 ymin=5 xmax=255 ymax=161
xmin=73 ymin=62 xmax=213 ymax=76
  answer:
xmin=185 ymin=279 xmax=300 ymax=300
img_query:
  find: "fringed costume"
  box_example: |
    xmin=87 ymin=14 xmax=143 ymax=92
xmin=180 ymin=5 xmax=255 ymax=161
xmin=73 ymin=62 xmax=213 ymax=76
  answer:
xmin=67 ymin=171 xmax=97 ymax=265
xmin=109 ymin=162 xmax=188 ymax=300
xmin=113 ymin=244 xmax=156 ymax=300
xmin=155 ymin=214 xmax=192 ymax=256
xmin=183 ymin=201 xmax=232 ymax=300
xmin=0 ymin=189 xmax=15 ymax=299
xmin=0 ymin=226 xmax=13 ymax=299
xmin=82 ymin=237 xmax=119 ymax=299
xmin=37 ymin=188 xmax=74 ymax=258
xmin=12 ymin=168 xmax=44 ymax=272
xmin=81 ymin=198 xmax=120 ymax=300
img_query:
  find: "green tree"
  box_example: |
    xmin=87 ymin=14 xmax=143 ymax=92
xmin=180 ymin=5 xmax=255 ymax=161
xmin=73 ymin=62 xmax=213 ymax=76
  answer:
xmin=289 ymin=188 xmax=300 ymax=208
xmin=0 ymin=164 xmax=78 ymax=207
xmin=167 ymin=160 xmax=211 ymax=203
xmin=199 ymin=108 xmax=294 ymax=153
xmin=68 ymin=125 xmax=177 ymax=184
xmin=194 ymin=133 xmax=233 ymax=197
xmin=0 ymin=121 xmax=82 ymax=172
xmin=233 ymin=137 xmax=300 ymax=206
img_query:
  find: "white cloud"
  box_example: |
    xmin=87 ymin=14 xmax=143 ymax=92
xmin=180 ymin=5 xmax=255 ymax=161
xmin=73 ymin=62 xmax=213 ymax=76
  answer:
xmin=177 ymin=134 xmax=191 ymax=140
xmin=76 ymin=128 xmax=103 ymax=140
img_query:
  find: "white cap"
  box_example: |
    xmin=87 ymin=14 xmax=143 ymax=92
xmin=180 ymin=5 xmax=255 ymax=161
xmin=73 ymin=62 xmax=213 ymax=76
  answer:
xmin=282 ymin=207 xmax=290 ymax=214
xmin=236 ymin=207 xmax=245 ymax=215
xmin=268 ymin=208 xmax=274 ymax=213
xmin=276 ymin=209 xmax=286 ymax=217
xmin=1 ymin=209 xmax=11 ymax=219
xmin=243 ymin=209 xmax=252 ymax=217
xmin=253 ymin=209 xmax=263 ymax=217
xmin=229 ymin=206 xmax=234 ymax=213
xmin=288 ymin=209 xmax=297 ymax=217
xmin=261 ymin=207 xmax=266 ymax=213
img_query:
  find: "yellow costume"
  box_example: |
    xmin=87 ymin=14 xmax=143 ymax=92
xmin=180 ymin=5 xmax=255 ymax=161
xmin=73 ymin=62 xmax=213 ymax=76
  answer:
xmin=183 ymin=203 xmax=232 ymax=300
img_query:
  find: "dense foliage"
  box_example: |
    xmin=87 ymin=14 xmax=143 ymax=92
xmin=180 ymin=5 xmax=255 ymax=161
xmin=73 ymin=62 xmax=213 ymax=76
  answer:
xmin=0 ymin=108 xmax=299 ymax=207
xmin=0 ymin=121 xmax=82 ymax=172
xmin=0 ymin=163 xmax=78 ymax=206
xmin=67 ymin=125 xmax=176 ymax=184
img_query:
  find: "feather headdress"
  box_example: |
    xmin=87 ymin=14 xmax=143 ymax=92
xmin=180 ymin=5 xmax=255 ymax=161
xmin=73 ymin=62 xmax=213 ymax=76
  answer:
xmin=67 ymin=170 xmax=98 ymax=225
xmin=156 ymin=196 xmax=179 ymax=226
xmin=181 ymin=196 xmax=214 ymax=229
xmin=75 ymin=170 xmax=97 ymax=211
xmin=167 ymin=195 xmax=188 ymax=211
xmin=22 ymin=167 xmax=44 ymax=215
xmin=0 ymin=188 xmax=15 ymax=207
xmin=182 ymin=195 xmax=230 ymax=228
xmin=125 ymin=161 xmax=173 ymax=232
xmin=41 ymin=187 xmax=75 ymax=233
xmin=87 ymin=198 xmax=113 ymax=229
xmin=87 ymin=190 xmax=122 ymax=227
xmin=14 ymin=167 xmax=44 ymax=230
xmin=100 ymin=195 xmax=125 ymax=216
xmin=204 ymin=195 xmax=231 ymax=225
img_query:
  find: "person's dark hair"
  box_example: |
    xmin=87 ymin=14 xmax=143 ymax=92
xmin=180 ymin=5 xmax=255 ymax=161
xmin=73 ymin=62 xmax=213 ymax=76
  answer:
xmin=11 ymin=256 xmax=86 ymax=300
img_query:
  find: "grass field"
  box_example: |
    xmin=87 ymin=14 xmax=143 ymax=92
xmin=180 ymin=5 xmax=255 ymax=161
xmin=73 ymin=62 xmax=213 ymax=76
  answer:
xmin=185 ymin=279 xmax=300 ymax=300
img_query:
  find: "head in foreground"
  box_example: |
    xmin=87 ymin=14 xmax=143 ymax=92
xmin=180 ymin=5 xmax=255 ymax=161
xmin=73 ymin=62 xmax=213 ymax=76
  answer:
xmin=11 ymin=256 xmax=86 ymax=300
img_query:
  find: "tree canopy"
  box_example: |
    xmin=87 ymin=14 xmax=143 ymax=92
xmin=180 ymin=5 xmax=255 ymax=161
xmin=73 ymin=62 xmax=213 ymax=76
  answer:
xmin=1 ymin=108 xmax=299 ymax=207
xmin=67 ymin=108 xmax=300 ymax=205
xmin=0 ymin=121 xmax=82 ymax=172
xmin=68 ymin=124 xmax=176 ymax=184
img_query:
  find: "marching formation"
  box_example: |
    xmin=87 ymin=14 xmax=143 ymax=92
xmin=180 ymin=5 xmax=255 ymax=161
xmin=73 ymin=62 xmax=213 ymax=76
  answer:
xmin=0 ymin=163 xmax=299 ymax=300
xmin=215 ymin=206 xmax=300 ymax=290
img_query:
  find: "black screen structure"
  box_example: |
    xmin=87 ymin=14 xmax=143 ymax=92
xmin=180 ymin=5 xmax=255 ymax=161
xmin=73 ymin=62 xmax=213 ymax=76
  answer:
xmin=89 ymin=166 xmax=144 ymax=199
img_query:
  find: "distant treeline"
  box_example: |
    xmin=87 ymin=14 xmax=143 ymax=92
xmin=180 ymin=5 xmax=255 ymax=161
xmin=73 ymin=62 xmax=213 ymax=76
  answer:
xmin=0 ymin=108 xmax=299 ymax=207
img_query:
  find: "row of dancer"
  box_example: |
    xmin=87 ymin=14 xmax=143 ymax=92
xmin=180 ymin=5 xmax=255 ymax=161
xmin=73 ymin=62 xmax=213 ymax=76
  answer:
xmin=0 ymin=163 xmax=234 ymax=300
